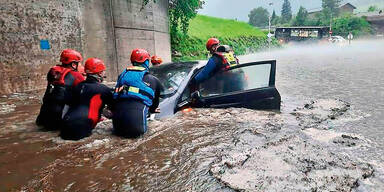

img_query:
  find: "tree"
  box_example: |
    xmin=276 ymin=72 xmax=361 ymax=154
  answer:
xmin=271 ymin=10 xmax=277 ymax=25
xmin=271 ymin=10 xmax=277 ymax=21
xmin=248 ymin=7 xmax=269 ymax=28
xmin=281 ymin=0 xmax=292 ymax=23
xmin=293 ymin=6 xmax=308 ymax=26
xmin=321 ymin=0 xmax=341 ymax=24
xmin=144 ymin=0 xmax=204 ymax=35
xmin=332 ymin=15 xmax=373 ymax=37
xmin=368 ymin=5 xmax=378 ymax=12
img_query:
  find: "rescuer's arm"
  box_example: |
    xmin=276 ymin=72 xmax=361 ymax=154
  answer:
xmin=101 ymin=85 xmax=114 ymax=119
xmin=101 ymin=85 xmax=114 ymax=106
xmin=144 ymin=74 xmax=163 ymax=113
xmin=193 ymin=57 xmax=219 ymax=84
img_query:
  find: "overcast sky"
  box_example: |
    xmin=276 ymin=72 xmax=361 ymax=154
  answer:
xmin=198 ymin=0 xmax=384 ymax=22
xmin=198 ymin=0 xmax=322 ymax=22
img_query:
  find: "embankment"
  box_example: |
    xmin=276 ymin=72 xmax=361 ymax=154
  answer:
xmin=171 ymin=15 xmax=279 ymax=62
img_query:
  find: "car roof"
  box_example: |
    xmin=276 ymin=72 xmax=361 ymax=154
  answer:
xmin=151 ymin=60 xmax=207 ymax=70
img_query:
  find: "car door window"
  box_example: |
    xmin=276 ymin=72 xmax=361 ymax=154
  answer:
xmin=199 ymin=64 xmax=272 ymax=97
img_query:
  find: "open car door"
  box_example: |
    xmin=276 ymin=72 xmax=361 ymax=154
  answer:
xmin=191 ymin=60 xmax=280 ymax=110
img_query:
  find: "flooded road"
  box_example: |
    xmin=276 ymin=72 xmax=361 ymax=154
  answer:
xmin=1 ymin=40 xmax=384 ymax=191
xmin=243 ymin=39 xmax=384 ymax=162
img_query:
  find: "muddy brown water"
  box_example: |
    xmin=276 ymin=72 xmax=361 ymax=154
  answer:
xmin=1 ymin=40 xmax=384 ymax=191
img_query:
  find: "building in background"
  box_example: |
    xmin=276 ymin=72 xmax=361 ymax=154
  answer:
xmin=308 ymin=3 xmax=357 ymax=19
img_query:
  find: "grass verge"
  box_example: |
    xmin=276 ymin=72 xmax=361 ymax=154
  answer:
xmin=172 ymin=15 xmax=279 ymax=62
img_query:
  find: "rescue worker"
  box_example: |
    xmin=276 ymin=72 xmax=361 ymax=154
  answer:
xmin=190 ymin=38 xmax=245 ymax=97
xmin=60 ymin=58 xmax=113 ymax=140
xmin=192 ymin=38 xmax=240 ymax=84
xmin=112 ymin=48 xmax=163 ymax=138
xmin=36 ymin=49 xmax=85 ymax=130
xmin=151 ymin=55 xmax=163 ymax=66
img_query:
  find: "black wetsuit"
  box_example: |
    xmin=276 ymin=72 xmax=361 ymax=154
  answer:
xmin=112 ymin=74 xmax=163 ymax=138
xmin=60 ymin=76 xmax=113 ymax=140
xmin=36 ymin=67 xmax=85 ymax=130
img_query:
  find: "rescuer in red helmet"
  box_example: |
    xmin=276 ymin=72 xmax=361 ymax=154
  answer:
xmin=60 ymin=58 xmax=113 ymax=140
xmin=189 ymin=38 xmax=245 ymax=100
xmin=192 ymin=38 xmax=240 ymax=84
xmin=36 ymin=49 xmax=85 ymax=130
xmin=112 ymin=48 xmax=163 ymax=138
xmin=151 ymin=55 xmax=163 ymax=66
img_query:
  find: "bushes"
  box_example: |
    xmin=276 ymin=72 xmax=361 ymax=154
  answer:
xmin=332 ymin=15 xmax=373 ymax=37
xmin=171 ymin=32 xmax=279 ymax=62
xmin=171 ymin=15 xmax=279 ymax=62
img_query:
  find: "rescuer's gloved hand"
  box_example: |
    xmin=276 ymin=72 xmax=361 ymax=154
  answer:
xmin=102 ymin=108 xmax=113 ymax=119
xmin=190 ymin=91 xmax=204 ymax=107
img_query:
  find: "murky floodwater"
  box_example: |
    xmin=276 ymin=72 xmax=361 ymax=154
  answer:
xmin=243 ymin=39 xmax=384 ymax=161
xmin=1 ymin=40 xmax=384 ymax=191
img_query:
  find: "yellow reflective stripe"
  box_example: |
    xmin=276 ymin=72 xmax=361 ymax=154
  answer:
xmin=116 ymin=86 xmax=140 ymax=94
xmin=223 ymin=53 xmax=236 ymax=63
xmin=126 ymin=66 xmax=146 ymax=71
xmin=128 ymin=86 xmax=140 ymax=93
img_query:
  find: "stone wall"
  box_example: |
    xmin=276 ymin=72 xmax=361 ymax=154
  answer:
xmin=0 ymin=0 xmax=83 ymax=94
xmin=0 ymin=0 xmax=171 ymax=94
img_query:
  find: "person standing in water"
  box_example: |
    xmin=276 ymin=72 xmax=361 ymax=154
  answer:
xmin=36 ymin=49 xmax=85 ymax=130
xmin=60 ymin=58 xmax=113 ymax=140
xmin=112 ymin=49 xmax=163 ymax=138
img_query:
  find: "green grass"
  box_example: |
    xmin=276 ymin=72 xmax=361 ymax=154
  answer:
xmin=188 ymin=15 xmax=266 ymax=39
xmin=171 ymin=15 xmax=278 ymax=62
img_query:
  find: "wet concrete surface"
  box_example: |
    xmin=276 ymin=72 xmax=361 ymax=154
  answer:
xmin=1 ymin=40 xmax=384 ymax=191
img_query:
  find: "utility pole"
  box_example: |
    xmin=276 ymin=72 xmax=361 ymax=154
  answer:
xmin=329 ymin=12 xmax=333 ymax=38
xmin=268 ymin=2 xmax=273 ymax=52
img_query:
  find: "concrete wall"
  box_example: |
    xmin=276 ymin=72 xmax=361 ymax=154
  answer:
xmin=0 ymin=0 xmax=171 ymax=94
xmin=81 ymin=0 xmax=118 ymax=81
xmin=112 ymin=0 xmax=170 ymax=72
xmin=0 ymin=0 xmax=83 ymax=94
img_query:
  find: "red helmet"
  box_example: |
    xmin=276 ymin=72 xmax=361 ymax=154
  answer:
xmin=60 ymin=49 xmax=83 ymax=65
xmin=84 ymin=58 xmax=106 ymax=74
xmin=151 ymin=55 xmax=163 ymax=65
xmin=206 ymin=38 xmax=220 ymax=50
xmin=130 ymin=48 xmax=150 ymax=64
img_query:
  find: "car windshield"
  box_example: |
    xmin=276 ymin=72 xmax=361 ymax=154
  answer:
xmin=150 ymin=62 xmax=197 ymax=98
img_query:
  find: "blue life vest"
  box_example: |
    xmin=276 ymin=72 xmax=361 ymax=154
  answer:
xmin=113 ymin=66 xmax=155 ymax=106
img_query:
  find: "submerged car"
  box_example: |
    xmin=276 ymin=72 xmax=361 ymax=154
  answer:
xmin=329 ymin=36 xmax=347 ymax=45
xmin=150 ymin=60 xmax=281 ymax=119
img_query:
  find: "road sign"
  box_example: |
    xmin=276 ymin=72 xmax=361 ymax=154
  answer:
xmin=267 ymin=33 xmax=273 ymax=38
xmin=329 ymin=31 xmax=333 ymax=34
